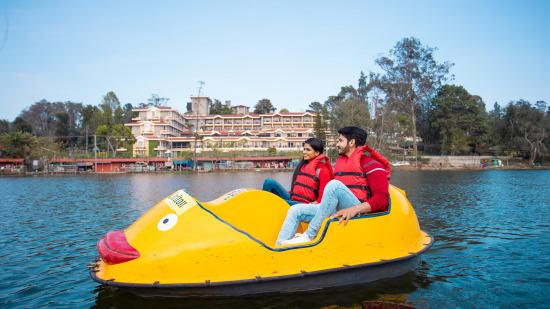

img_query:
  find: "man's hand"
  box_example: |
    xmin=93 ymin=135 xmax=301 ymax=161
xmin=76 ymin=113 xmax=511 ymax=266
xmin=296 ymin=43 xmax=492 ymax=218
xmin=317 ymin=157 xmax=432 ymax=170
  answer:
xmin=310 ymin=201 xmax=319 ymax=204
xmin=330 ymin=206 xmax=359 ymax=226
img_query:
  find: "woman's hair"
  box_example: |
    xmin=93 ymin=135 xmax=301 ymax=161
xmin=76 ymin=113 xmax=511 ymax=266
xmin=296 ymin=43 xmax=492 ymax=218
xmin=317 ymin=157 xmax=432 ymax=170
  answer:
xmin=290 ymin=138 xmax=324 ymax=194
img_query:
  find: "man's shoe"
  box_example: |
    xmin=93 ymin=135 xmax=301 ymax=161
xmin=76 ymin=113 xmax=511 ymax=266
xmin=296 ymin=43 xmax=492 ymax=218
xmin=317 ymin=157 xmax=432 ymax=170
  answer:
xmin=280 ymin=233 xmax=311 ymax=245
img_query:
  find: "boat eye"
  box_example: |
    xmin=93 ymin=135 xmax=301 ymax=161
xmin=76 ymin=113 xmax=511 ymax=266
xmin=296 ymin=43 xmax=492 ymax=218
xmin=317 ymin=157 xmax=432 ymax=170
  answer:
xmin=157 ymin=214 xmax=178 ymax=231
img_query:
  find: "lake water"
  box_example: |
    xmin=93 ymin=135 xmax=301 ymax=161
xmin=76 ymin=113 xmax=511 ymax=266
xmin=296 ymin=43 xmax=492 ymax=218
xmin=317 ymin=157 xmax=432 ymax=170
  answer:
xmin=0 ymin=170 xmax=549 ymax=308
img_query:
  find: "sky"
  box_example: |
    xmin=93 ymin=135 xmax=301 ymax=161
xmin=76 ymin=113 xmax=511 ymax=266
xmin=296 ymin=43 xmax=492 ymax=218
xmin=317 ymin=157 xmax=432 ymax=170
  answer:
xmin=1 ymin=0 xmax=549 ymax=121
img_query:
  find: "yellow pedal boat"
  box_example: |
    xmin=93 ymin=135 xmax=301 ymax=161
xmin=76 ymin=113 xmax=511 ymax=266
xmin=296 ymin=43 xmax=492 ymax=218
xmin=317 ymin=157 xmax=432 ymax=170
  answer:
xmin=89 ymin=185 xmax=433 ymax=297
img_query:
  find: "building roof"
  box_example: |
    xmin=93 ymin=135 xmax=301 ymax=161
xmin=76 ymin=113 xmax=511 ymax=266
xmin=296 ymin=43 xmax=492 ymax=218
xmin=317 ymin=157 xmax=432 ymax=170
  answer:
xmin=0 ymin=158 xmax=24 ymax=163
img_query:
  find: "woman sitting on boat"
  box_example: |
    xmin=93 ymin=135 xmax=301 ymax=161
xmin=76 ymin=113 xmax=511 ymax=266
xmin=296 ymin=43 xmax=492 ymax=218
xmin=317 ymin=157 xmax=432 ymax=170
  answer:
xmin=262 ymin=137 xmax=334 ymax=207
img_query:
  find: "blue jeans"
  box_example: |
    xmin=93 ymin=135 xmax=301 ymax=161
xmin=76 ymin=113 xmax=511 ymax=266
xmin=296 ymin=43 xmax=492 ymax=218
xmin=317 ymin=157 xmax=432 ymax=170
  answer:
xmin=275 ymin=180 xmax=360 ymax=245
xmin=262 ymin=178 xmax=300 ymax=206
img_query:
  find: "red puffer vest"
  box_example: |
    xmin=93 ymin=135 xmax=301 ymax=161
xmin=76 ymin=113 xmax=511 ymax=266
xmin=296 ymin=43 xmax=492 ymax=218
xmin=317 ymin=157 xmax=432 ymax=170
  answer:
xmin=334 ymin=145 xmax=391 ymax=202
xmin=290 ymin=154 xmax=334 ymax=203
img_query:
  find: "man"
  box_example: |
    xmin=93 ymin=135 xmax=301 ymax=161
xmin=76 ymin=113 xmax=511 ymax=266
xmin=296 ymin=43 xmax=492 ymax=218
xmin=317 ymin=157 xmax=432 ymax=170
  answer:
xmin=277 ymin=126 xmax=389 ymax=246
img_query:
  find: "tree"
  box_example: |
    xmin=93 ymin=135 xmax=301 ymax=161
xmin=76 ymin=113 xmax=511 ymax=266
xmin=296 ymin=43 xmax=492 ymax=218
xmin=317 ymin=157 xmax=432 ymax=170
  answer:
xmin=13 ymin=117 xmax=33 ymax=133
xmin=220 ymin=106 xmax=234 ymax=115
xmin=0 ymin=120 xmax=10 ymax=134
xmin=122 ymin=103 xmax=135 ymax=124
xmin=280 ymin=108 xmax=289 ymax=113
xmin=147 ymin=94 xmax=169 ymax=107
xmin=19 ymin=100 xmax=82 ymax=138
xmin=54 ymin=112 xmax=72 ymax=149
xmin=81 ymin=105 xmax=94 ymax=153
xmin=110 ymin=124 xmax=136 ymax=157
xmin=428 ymin=85 xmax=487 ymax=155
xmin=96 ymin=124 xmax=136 ymax=157
xmin=502 ymin=100 xmax=549 ymax=164
xmin=0 ymin=131 xmax=36 ymax=158
xmin=376 ymin=37 xmax=454 ymax=165
xmin=307 ymin=101 xmax=322 ymax=113
xmin=313 ymin=103 xmax=329 ymax=144
xmin=99 ymin=91 xmax=121 ymax=129
xmin=328 ymin=85 xmax=370 ymax=133
xmin=254 ymin=99 xmax=276 ymax=114
xmin=210 ymin=99 xmax=223 ymax=114
xmin=20 ymin=99 xmax=54 ymax=137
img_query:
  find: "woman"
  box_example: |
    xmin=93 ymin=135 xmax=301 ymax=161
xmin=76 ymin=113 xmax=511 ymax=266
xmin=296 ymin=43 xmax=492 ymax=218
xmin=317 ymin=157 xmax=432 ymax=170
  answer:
xmin=262 ymin=138 xmax=334 ymax=206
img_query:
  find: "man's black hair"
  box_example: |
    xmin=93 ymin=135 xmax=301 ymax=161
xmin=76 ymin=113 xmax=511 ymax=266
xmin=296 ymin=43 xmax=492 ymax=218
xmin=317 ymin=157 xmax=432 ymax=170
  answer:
xmin=337 ymin=126 xmax=367 ymax=146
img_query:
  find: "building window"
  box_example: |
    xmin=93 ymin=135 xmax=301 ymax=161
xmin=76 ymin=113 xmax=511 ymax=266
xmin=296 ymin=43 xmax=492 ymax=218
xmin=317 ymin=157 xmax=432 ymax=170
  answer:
xmin=144 ymin=123 xmax=151 ymax=132
xmin=151 ymin=109 xmax=157 ymax=117
xmin=137 ymin=139 xmax=145 ymax=147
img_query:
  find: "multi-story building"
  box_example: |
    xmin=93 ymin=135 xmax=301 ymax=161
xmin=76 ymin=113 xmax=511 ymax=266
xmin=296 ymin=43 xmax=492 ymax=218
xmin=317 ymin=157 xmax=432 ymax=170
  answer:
xmin=125 ymin=106 xmax=187 ymax=157
xmin=186 ymin=96 xmax=211 ymax=116
xmin=125 ymin=97 xmax=318 ymax=158
xmin=231 ymin=104 xmax=250 ymax=115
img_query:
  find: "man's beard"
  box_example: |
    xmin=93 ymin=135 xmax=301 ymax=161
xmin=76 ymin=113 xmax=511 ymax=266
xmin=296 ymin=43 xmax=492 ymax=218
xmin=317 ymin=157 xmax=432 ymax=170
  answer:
xmin=338 ymin=142 xmax=349 ymax=155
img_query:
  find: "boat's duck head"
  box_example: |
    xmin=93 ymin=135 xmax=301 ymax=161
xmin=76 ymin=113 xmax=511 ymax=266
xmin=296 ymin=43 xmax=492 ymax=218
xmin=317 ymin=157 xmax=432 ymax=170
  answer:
xmin=97 ymin=230 xmax=140 ymax=264
xmin=96 ymin=189 xmax=201 ymax=265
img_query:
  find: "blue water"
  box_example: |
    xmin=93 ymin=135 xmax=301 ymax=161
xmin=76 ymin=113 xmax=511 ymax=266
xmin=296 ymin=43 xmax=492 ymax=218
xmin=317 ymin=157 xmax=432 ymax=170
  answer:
xmin=0 ymin=170 xmax=549 ymax=308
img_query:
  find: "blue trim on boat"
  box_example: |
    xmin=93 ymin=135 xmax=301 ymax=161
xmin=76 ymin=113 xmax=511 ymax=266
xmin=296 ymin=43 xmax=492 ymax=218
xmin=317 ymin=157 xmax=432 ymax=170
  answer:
xmin=196 ymin=195 xmax=392 ymax=252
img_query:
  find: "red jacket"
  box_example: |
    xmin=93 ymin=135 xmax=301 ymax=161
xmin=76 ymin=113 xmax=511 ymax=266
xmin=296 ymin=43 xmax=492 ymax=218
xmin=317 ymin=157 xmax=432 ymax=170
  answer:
xmin=290 ymin=154 xmax=334 ymax=203
xmin=334 ymin=145 xmax=390 ymax=211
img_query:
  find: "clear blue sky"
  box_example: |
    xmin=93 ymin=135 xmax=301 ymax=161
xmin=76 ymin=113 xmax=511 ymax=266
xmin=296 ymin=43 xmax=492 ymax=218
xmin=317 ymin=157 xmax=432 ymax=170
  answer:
xmin=1 ymin=0 xmax=549 ymax=121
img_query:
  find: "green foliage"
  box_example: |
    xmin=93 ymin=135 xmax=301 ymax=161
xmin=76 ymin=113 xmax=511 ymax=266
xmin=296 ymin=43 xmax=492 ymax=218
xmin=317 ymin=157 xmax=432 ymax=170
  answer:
xmin=13 ymin=117 xmax=33 ymax=134
xmin=427 ymin=85 xmax=487 ymax=155
xmin=328 ymin=85 xmax=371 ymax=134
xmin=210 ymin=100 xmax=234 ymax=115
xmin=0 ymin=120 xmax=10 ymax=134
xmin=313 ymin=102 xmax=329 ymax=144
xmin=148 ymin=140 xmax=158 ymax=157
xmin=220 ymin=106 xmax=233 ymax=115
xmin=254 ymin=99 xmax=276 ymax=114
xmin=210 ymin=99 xmax=223 ymax=114
xmin=0 ymin=131 xmax=36 ymax=158
xmin=267 ymin=147 xmax=277 ymax=155
xmin=376 ymin=37 xmax=454 ymax=163
xmin=280 ymin=108 xmax=289 ymax=113
xmin=499 ymin=100 xmax=549 ymax=164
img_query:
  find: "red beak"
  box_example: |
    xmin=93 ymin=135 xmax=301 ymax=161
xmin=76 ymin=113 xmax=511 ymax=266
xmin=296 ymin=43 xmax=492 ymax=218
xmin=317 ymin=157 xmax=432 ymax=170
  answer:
xmin=97 ymin=230 xmax=140 ymax=265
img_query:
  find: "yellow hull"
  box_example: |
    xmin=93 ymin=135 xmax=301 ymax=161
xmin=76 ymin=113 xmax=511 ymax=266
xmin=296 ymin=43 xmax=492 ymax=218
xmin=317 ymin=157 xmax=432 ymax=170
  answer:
xmin=89 ymin=185 xmax=433 ymax=296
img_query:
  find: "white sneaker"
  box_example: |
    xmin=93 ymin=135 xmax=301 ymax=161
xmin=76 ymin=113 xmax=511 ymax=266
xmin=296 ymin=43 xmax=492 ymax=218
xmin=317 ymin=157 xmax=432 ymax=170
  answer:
xmin=280 ymin=233 xmax=311 ymax=245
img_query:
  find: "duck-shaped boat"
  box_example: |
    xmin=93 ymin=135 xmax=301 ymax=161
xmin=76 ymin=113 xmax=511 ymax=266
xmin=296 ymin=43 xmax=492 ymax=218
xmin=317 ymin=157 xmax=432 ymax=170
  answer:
xmin=89 ymin=185 xmax=433 ymax=297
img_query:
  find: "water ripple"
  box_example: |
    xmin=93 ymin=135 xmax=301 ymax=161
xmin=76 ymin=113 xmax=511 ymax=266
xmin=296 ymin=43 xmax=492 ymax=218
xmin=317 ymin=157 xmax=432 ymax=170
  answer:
xmin=0 ymin=170 xmax=549 ymax=308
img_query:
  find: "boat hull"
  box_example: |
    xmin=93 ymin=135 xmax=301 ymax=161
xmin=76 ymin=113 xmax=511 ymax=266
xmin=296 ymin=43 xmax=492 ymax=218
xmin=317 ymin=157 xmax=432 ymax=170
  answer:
xmin=90 ymin=243 xmax=429 ymax=297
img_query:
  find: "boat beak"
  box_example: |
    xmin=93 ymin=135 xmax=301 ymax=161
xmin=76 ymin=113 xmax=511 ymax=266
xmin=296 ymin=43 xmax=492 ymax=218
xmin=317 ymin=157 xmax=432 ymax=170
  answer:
xmin=97 ymin=230 xmax=140 ymax=265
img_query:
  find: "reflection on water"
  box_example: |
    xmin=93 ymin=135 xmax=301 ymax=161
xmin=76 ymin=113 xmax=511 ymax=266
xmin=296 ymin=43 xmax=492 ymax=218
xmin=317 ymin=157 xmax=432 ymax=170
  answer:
xmin=0 ymin=170 xmax=549 ymax=308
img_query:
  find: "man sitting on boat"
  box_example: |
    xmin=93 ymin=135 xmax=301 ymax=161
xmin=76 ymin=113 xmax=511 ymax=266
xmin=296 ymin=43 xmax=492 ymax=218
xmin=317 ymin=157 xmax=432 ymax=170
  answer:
xmin=277 ymin=126 xmax=390 ymax=246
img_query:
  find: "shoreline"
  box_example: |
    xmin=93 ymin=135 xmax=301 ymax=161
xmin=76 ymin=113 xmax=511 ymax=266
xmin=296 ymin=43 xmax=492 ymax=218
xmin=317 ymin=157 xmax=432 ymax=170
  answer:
xmin=1 ymin=165 xmax=548 ymax=177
